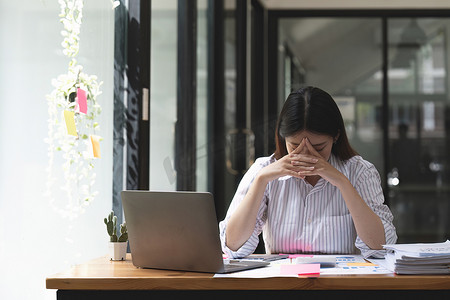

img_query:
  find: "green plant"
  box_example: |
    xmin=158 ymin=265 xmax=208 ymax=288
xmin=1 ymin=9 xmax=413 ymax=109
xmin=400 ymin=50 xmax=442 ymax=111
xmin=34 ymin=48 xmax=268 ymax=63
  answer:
xmin=104 ymin=211 xmax=128 ymax=242
xmin=45 ymin=0 xmax=105 ymax=219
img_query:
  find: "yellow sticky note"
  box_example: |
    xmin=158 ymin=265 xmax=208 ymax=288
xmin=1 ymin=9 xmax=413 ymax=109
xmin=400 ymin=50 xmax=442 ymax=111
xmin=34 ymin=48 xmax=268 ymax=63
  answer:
xmin=64 ymin=110 xmax=77 ymax=136
xmin=347 ymin=262 xmax=376 ymax=267
xmin=90 ymin=135 xmax=101 ymax=158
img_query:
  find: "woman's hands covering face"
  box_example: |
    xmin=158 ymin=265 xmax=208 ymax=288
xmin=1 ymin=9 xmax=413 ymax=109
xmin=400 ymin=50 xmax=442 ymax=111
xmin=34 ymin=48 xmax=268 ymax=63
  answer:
xmin=258 ymin=138 xmax=317 ymax=183
xmin=290 ymin=138 xmax=344 ymax=187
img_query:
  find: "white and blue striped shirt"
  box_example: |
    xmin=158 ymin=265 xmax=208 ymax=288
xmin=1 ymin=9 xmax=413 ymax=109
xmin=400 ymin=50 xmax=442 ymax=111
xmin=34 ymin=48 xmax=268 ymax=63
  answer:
xmin=219 ymin=154 xmax=397 ymax=259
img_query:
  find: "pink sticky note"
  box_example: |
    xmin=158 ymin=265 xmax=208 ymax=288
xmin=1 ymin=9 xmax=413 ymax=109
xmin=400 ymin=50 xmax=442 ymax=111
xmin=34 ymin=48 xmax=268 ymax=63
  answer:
xmin=280 ymin=264 xmax=320 ymax=276
xmin=280 ymin=254 xmax=314 ymax=259
xmin=76 ymin=88 xmax=87 ymax=114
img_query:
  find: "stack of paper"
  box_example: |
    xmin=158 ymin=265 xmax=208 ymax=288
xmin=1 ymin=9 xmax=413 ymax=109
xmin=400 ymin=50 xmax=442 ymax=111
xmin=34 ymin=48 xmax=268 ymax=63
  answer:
xmin=383 ymin=240 xmax=450 ymax=274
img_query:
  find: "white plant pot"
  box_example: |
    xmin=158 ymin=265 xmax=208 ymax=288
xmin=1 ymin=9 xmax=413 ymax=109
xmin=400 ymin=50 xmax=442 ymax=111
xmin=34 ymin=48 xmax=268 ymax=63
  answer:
xmin=109 ymin=242 xmax=128 ymax=261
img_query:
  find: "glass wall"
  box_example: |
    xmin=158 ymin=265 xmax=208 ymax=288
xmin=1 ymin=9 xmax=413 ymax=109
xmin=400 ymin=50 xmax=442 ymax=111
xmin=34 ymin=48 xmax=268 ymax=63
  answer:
xmin=150 ymin=1 xmax=178 ymax=190
xmin=0 ymin=1 xmax=114 ymax=299
xmin=387 ymin=18 xmax=450 ymax=242
xmin=223 ymin=0 xmax=238 ymax=205
xmin=278 ymin=16 xmax=450 ymax=243
xmin=197 ymin=0 xmax=209 ymax=191
xmin=150 ymin=0 xmax=209 ymax=191
xmin=278 ymin=18 xmax=384 ymax=175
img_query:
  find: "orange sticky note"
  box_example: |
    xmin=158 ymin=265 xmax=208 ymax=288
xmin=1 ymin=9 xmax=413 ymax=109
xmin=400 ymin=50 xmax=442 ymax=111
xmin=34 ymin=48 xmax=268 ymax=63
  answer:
xmin=76 ymin=88 xmax=87 ymax=114
xmin=347 ymin=262 xmax=376 ymax=267
xmin=64 ymin=110 xmax=77 ymax=136
xmin=90 ymin=135 xmax=101 ymax=158
xmin=280 ymin=264 xmax=320 ymax=276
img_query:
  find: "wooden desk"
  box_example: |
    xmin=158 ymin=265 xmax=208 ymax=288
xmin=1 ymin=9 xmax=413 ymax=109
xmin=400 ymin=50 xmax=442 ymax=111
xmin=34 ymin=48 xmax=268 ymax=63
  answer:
xmin=46 ymin=254 xmax=450 ymax=300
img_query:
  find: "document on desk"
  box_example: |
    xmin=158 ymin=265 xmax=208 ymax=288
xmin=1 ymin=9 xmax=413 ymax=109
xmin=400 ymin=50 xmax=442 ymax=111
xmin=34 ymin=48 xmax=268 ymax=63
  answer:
xmin=320 ymin=255 xmax=392 ymax=275
xmin=213 ymin=255 xmax=393 ymax=278
xmin=381 ymin=240 xmax=450 ymax=274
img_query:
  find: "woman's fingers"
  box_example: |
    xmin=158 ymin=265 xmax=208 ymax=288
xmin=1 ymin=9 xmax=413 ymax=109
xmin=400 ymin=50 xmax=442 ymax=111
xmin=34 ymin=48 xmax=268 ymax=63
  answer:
xmin=292 ymin=163 xmax=315 ymax=171
xmin=291 ymin=138 xmax=306 ymax=154
xmin=289 ymin=153 xmax=318 ymax=164
xmin=263 ymin=156 xmax=305 ymax=180
xmin=283 ymin=157 xmax=309 ymax=178
xmin=304 ymin=138 xmax=322 ymax=156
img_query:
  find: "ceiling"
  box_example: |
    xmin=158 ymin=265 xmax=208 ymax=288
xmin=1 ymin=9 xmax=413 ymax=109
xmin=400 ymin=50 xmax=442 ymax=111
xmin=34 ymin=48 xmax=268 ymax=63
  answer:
xmin=258 ymin=0 xmax=450 ymax=10
xmin=278 ymin=17 xmax=447 ymax=94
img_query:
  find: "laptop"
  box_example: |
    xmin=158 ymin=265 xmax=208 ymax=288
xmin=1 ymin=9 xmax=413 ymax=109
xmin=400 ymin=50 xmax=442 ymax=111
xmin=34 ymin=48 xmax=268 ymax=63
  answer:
xmin=121 ymin=190 xmax=269 ymax=273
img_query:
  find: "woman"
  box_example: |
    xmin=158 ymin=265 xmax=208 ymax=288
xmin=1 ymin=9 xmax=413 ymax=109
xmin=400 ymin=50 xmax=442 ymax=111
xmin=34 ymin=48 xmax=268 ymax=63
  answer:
xmin=219 ymin=86 xmax=397 ymax=259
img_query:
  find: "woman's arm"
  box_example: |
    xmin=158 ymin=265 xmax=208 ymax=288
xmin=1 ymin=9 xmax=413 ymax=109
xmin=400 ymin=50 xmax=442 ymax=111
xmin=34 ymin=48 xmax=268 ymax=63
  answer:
xmin=296 ymin=138 xmax=386 ymax=250
xmin=225 ymin=174 xmax=269 ymax=251
xmin=334 ymin=177 xmax=386 ymax=249
xmin=225 ymin=140 xmax=317 ymax=251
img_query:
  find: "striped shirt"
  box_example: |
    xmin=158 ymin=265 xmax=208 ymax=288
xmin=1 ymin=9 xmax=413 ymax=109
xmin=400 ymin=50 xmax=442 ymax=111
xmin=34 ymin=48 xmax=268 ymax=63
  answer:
xmin=219 ymin=154 xmax=397 ymax=259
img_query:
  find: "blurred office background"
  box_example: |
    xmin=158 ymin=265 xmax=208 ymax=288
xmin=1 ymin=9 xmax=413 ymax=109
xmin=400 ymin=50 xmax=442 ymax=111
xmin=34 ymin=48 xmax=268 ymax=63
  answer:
xmin=1 ymin=1 xmax=450 ymax=299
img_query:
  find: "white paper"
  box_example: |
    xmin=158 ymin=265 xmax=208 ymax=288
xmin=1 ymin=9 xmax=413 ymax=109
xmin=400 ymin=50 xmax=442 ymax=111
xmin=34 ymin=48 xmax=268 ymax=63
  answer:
xmin=383 ymin=240 xmax=450 ymax=257
xmin=382 ymin=241 xmax=450 ymax=274
xmin=213 ymin=255 xmax=393 ymax=278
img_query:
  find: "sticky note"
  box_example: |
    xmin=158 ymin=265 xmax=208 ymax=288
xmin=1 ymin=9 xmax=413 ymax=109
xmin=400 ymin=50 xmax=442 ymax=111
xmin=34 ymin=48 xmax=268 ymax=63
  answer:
xmin=281 ymin=254 xmax=314 ymax=259
xmin=76 ymin=88 xmax=87 ymax=114
xmin=347 ymin=262 xmax=376 ymax=267
xmin=64 ymin=110 xmax=77 ymax=136
xmin=90 ymin=135 xmax=101 ymax=158
xmin=280 ymin=264 xmax=320 ymax=276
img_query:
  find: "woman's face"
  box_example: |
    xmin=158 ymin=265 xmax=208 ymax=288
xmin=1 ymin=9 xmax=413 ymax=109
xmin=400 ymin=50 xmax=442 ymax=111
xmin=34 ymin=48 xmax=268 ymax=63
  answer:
xmin=285 ymin=130 xmax=335 ymax=161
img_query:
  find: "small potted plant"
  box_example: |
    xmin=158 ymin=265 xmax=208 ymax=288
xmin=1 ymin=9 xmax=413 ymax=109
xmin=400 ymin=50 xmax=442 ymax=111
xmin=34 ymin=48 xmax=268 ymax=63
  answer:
xmin=104 ymin=211 xmax=128 ymax=260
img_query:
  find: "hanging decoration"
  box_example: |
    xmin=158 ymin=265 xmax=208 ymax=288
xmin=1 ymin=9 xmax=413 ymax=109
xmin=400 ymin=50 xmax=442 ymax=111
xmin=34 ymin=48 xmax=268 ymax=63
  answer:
xmin=45 ymin=0 xmax=103 ymax=219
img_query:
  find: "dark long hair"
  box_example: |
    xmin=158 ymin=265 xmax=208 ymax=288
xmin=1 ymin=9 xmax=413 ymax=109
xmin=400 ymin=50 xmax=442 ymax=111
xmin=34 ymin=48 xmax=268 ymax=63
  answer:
xmin=274 ymin=86 xmax=357 ymax=160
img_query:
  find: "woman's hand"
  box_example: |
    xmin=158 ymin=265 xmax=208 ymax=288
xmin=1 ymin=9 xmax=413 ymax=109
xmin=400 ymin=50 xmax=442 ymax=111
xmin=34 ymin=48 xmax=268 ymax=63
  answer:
xmin=290 ymin=138 xmax=347 ymax=187
xmin=258 ymin=139 xmax=318 ymax=183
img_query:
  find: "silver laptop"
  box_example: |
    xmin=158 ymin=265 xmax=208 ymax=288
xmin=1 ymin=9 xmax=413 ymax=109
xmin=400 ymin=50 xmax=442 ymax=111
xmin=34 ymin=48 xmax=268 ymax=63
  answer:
xmin=121 ymin=190 xmax=269 ymax=273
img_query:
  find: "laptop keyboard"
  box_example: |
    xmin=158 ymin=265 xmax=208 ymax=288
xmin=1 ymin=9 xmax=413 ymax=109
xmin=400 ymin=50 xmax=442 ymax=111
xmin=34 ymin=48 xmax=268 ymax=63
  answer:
xmin=223 ymin=260 xmax=269 ymax=273
xmin=224 ymin=262 xmax=251 ymax=271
